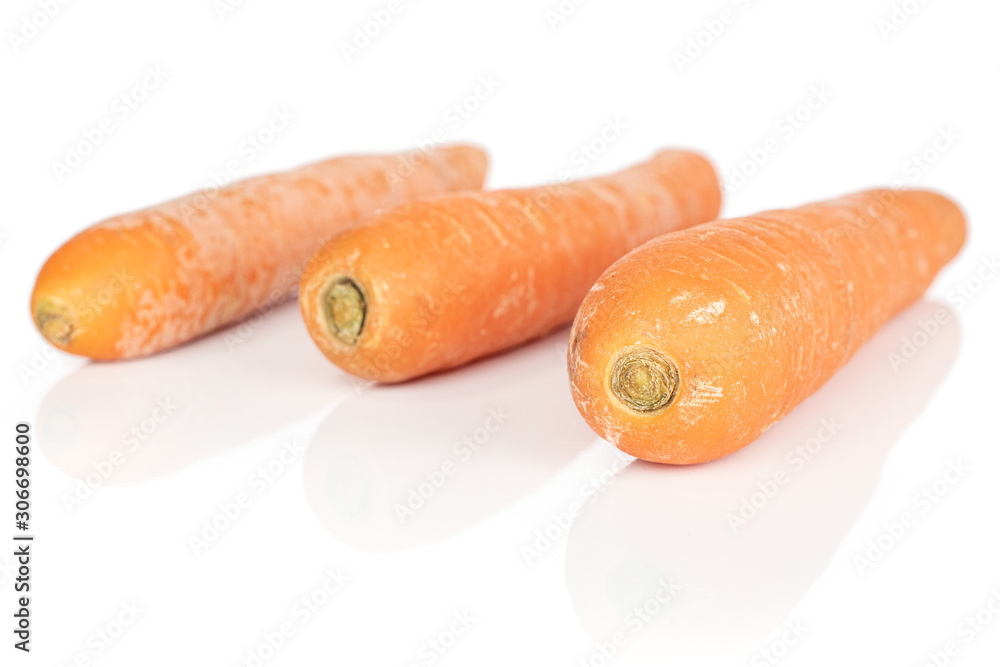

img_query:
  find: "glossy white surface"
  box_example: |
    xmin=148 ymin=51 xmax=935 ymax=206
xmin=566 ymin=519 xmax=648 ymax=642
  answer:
xmin=2 ymin=0 xmax=999 ymax=664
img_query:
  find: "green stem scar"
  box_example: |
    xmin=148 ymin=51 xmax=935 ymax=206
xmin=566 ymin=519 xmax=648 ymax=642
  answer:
xmin=321 ymin=277 xmax=366 ymax=346
xmin=35 ymin=302 xmax=75 ymax=347
xmin=610 ymin=347 xmax=679 ymax=413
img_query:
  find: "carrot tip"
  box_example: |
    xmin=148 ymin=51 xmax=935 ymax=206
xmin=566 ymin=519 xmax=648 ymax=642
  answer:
xmin=609 ymin=347 xmax=679 ymax=413
xmin=35 ymin=301 xmax=76 ymax=347
xmin=321 ymin=277 xmax=366 ymax=346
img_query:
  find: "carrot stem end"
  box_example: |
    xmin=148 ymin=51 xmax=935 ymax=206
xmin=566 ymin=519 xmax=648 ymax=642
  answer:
xmin=35 ymin=302 xmax=76 ymax=347
xmin=610 ymin=347 xmax=679 ymax=413
xmin=321 ymin=277 xmax=366 ymax=346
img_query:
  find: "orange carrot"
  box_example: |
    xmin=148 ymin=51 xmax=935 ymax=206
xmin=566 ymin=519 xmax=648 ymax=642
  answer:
xmin=299 ymin=150 xmax=722 ymax=383
xmin=31 ymin=145 xmax=487 ymax=359
xmin=568 ymin=189 xmax=966 ymax=464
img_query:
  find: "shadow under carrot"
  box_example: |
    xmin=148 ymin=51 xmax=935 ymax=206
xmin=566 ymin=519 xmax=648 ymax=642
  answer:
xmin=303 ymin=326 xmax=596 ymax=552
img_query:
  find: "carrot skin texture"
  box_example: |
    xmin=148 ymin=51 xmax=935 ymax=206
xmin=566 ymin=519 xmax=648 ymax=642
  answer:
xmin=31 ymin=145 xmax=488 ymax=359
xmin=568 ymin=189 xmax=967 ymax=464
xmin=299 ymin=150 xmax=722 ymax=383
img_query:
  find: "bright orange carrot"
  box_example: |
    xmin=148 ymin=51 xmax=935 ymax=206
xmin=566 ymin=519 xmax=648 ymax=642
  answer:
xmin=568 ymin=189 xmax=966 ymax=464
xmin=299 ymin=150 xmax=721 ymax=383
xmin=31 ymin=145 xmax=488 ymax=359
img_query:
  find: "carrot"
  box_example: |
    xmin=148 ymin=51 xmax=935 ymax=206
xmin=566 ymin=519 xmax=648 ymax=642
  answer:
xmin=567 ymin=189 xmax=966 ymax=464
xmin=298 ymin=150 xmax=722 ymax=383
xmin=31 ymin=145 xmax=488 ymax=359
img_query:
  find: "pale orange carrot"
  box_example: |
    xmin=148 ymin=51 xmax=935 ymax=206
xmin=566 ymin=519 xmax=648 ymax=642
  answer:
xmin=31 ymin=145 xmax=488 ymax=359
xmin=299 ymin=150 xmax=722 ymax=382
xmin=568 ymin=189 xmax=966 ymax=464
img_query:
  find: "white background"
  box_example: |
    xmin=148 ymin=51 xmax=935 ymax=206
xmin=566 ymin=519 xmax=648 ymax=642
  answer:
xmin=2 ymin=0 xmax=999 ymax=665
